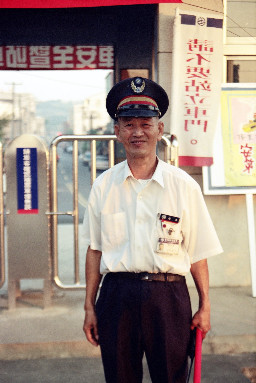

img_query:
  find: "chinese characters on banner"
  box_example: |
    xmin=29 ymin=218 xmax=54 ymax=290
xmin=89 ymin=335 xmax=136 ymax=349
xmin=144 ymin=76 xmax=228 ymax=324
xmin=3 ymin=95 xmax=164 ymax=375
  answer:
xmin=0 ymin=46 xmax=114 ymax=70
xmin=221 ymin=87 xmax=256 ymax=187
xmin=170 ymin=9 xmax=223 ymax=166
xmin=16 ymin=148 xmax=38 ymax=214
xmin=240 ymin=144 xmax=254 ymax=175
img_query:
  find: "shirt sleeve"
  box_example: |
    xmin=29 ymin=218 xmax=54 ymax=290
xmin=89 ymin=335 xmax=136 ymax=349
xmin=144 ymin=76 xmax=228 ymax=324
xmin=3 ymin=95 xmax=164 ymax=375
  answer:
xmin=81 ymin=184 xmax=102 ymax=251
xmin=184 ymin=182 xmax=223 ymax=263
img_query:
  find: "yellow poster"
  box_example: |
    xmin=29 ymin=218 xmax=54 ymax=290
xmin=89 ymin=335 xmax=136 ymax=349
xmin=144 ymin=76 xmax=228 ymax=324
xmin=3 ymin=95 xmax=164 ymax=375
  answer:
xmin=221 ymin=87 xmax=256 ymax=187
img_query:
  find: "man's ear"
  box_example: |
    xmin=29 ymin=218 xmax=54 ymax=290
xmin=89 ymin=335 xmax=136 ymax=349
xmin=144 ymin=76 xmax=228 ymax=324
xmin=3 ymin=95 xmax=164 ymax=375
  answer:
xmin=157 ymin=121 xmax=164 ymax=141
xmin=114 ymin=123 xmax=121 ymax=142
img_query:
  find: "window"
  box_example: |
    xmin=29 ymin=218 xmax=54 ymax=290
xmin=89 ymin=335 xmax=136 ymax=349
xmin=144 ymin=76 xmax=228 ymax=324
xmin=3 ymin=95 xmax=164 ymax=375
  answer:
xmin=224 ymin=0 xmax=256 ymax=82
xmin=226 ymin=0 xmax=256 ymax=38
xmin=227 ymin=58 xmax=256 ymax=82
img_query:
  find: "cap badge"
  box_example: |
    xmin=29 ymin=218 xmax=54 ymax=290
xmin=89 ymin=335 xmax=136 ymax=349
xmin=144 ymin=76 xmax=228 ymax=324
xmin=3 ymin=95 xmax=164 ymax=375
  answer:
xmin=131 ymin=78 xmax=145 ymax=94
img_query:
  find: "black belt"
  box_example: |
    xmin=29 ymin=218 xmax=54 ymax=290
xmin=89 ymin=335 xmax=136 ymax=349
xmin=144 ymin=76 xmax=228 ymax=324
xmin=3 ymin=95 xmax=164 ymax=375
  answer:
xmin=109 ymin=272 xmax=185 ymax=282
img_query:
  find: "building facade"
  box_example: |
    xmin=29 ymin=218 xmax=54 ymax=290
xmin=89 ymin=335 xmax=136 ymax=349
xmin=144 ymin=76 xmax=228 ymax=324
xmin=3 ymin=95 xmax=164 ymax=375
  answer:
xmin=73 ymin=92 xmax=111 ymax=135
xmin=0 ymin=90 xmax=46 ymax=142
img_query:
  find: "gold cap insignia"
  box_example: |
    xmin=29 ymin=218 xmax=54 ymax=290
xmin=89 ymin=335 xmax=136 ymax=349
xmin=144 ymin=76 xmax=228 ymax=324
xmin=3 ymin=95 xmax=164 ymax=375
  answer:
xmin=131 ymin=78 xmax=146 ymax=94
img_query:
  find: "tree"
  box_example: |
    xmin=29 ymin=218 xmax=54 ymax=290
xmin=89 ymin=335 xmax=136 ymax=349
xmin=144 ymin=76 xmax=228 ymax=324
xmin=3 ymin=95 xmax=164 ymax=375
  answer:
xmin=0 ymin=115 xmax=10 ymax=142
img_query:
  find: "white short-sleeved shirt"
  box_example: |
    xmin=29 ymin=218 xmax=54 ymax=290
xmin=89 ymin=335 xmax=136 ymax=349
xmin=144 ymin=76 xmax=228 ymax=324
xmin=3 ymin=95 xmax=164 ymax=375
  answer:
xmin=82 ymin=159 xmax=223 ymax=275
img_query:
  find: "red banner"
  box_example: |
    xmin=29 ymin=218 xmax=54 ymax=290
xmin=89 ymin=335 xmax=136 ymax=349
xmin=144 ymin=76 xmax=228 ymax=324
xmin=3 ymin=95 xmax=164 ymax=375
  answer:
xmin=0 ymin=0 xmax=182 ymax=8
xmin=0 ymin=45 xmax=114 ymax=70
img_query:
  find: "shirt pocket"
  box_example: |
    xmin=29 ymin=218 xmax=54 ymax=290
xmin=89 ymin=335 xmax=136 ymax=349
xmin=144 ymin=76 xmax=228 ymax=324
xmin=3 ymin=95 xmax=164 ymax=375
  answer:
xmin=101 ymin=212 xmax=128 ymax=252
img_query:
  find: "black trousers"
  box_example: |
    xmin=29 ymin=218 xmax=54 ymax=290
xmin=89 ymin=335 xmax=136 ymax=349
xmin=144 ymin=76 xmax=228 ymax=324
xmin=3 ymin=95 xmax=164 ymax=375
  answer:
xmin=96 ymin=273 xmax=192 ymax=383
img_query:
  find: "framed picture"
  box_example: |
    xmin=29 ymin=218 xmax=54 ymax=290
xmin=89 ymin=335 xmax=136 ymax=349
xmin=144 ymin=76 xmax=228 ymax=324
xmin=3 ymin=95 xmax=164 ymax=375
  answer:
xmin=203 ymin=83 xmax=256 ymax=195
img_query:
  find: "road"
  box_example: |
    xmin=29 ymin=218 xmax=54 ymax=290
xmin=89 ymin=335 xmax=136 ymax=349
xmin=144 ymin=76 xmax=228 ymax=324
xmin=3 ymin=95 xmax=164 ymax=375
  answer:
xmin=54 ymin=148 xmax=107 ymax=285
xmin=0 ymin=354 xmax=255 ymax=383
xmin=56 ymin=148 xmax=94 ymax=224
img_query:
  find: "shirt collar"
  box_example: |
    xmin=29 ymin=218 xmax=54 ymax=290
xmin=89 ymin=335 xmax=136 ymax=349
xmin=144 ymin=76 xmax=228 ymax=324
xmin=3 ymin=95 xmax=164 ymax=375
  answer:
xmin=122 ymin=160 xmax=134 ymax=183
xmin=152 ymin=158 xmax=165 ymax=188
xmin=122 ymin=158 xmax=165 ymax=188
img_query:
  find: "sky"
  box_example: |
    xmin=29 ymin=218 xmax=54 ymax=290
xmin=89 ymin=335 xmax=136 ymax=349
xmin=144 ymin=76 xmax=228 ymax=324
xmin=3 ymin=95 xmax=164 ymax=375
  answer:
xmin=0 ymin=69 xmax=112 ymax=102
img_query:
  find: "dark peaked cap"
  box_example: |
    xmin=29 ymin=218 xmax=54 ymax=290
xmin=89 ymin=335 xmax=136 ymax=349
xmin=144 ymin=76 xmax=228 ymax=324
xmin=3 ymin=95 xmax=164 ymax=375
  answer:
xmin=106 ymin=77 xmax=169 ymax=120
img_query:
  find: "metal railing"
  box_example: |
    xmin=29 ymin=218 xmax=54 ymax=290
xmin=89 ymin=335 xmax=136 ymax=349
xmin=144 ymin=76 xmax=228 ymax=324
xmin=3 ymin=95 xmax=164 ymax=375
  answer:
xmin=49 ymin=135 xmax=115 ymax=290
xmin=49 ymin=134 xmax=177 ymax=290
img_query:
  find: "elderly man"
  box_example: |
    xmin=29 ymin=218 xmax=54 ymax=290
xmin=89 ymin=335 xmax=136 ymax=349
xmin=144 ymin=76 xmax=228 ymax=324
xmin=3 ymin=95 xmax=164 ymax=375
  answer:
xmin=83 ymin=77 xmax=222 ymax=383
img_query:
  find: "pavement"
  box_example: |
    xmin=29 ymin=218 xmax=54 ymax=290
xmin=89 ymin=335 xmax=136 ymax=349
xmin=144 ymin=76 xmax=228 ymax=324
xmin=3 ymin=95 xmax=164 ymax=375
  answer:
xmin=0 ymin=354 xmax=255 ymax=383
xmin=0 ymin=285 xmax=255 ymax=382
xmin=0 ymin=285 xmax=255 ymax=359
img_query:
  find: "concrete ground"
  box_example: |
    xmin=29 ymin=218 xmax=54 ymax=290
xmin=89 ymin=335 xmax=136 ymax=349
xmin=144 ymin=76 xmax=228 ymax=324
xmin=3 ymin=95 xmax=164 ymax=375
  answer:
xmin=0 ymin=256 xmax=255 ymax=382
xmin=0 ymin=286 xmax=255 ymax=359
xmin=0 ymin=354 xmax=255 ymax=382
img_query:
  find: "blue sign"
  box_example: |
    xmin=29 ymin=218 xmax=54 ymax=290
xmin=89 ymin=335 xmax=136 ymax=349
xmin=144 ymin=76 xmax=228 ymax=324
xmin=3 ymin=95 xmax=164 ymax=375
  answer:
xmin=16 ymin=148 xmax=38 ymax=214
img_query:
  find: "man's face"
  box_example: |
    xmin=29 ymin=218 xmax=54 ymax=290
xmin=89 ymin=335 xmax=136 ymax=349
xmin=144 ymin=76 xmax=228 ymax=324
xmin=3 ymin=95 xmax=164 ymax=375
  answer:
xmin=114 ymin=116 xmax=164 ymax=160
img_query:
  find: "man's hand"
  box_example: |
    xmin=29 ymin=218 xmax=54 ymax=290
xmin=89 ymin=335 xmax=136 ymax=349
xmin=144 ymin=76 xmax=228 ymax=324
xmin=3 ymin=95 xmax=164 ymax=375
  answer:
xmin=191 ymin=304 xmax=211 ymax=339
xmin=83 ymin=307 xmax=99 ymax=346
xmin=83 ymin=246 xmax=102 ymax=347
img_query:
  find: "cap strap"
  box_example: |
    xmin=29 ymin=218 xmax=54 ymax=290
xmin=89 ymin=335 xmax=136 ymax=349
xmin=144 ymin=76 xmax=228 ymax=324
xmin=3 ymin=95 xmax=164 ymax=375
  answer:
xmin=117 ymin=95 xmax=158 ymax=110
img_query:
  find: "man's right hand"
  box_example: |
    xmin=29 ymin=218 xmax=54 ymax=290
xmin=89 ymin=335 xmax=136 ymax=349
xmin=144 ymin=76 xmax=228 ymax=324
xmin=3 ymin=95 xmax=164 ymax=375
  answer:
xmin=83 ymin=307 xmax=99 ymax=346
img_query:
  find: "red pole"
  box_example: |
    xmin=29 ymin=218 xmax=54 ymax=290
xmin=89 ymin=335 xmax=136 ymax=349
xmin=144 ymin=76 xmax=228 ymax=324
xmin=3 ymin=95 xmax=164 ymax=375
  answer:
xmin=193 ymin=328 xmax=203 ymax=383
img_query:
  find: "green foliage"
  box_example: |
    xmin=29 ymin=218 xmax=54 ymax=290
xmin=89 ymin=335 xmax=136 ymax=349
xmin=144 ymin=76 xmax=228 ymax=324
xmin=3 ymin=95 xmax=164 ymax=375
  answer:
xmin=0 ymin=115 xmax=10 ymax=141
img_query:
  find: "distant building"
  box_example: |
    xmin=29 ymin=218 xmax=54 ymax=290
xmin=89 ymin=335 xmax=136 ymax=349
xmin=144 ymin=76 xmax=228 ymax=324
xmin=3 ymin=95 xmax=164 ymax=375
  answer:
xmin=73 ymin=91 xmax=111 ymax=135
xmin=35 ymin=116 xmax=46 ymax=137
xmin=0 ymin=91 xmax=12 ymax=141
xmin=0 ymin=90 xmax=46 ymax=140
xmin=73 ymin=104 xmax=85 ymax=135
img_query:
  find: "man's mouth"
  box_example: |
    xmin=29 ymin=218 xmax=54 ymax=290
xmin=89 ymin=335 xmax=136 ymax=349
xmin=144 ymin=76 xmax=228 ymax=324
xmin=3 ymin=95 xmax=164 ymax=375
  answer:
xmin=131 ymin=140 xmax=145 ymax=145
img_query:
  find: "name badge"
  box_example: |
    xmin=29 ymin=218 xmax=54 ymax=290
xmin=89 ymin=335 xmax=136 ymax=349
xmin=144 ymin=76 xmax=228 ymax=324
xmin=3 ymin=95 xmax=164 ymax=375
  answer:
xmin=156 ymin=213 xmax=182 ymax=256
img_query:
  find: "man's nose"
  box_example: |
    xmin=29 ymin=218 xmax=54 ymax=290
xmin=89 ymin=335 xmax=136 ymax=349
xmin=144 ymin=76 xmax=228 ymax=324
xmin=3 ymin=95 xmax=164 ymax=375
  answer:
xmin=132 ymin=122 xmax=143 ymax=135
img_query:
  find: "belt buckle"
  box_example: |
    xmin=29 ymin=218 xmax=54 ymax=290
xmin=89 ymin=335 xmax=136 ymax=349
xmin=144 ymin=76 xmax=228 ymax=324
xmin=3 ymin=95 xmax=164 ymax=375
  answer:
xmin=140 ymin=273 xmax=150 ymax=281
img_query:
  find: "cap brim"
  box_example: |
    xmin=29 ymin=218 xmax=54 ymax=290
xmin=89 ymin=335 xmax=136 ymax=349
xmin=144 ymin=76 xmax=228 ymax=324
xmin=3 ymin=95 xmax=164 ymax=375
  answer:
xmin=117 ymin=109 xmax=159 ymax=118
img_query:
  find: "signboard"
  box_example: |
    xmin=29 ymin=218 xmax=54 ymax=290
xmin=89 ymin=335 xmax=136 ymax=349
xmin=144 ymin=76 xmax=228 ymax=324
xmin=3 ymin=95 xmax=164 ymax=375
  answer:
xmin=202 ymin=84 xmax=256 ymax=298
xmin=170 ymin=8 xmax=223 ymax=166
xmin=203 ymin=84 xmax=256 ymax=195
xmin=0 ymin=45 xmax=114 ymax=70
xmin=0 ymin=0 xmax=182 ymax=8
xmin=16 ymin=148 xmax=39 ymax=214
xmin=222 ymin=86 xmax=256 ymax=187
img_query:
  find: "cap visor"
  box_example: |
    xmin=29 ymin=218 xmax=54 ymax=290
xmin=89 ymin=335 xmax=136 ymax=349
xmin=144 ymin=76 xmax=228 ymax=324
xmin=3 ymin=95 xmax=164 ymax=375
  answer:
xmin=117 ymin=109 xmax=159 ymax=118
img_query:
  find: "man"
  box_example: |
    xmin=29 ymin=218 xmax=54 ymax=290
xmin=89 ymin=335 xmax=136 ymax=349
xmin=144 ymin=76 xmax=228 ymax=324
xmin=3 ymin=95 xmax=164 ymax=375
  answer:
xmin=83 ymin=77 xmax=222 ymax=383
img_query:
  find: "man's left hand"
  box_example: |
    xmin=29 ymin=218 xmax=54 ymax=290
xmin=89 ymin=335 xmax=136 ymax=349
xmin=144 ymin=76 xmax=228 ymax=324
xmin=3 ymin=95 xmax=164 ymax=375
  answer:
xmin=190 ymin=306 xmax=211 ymax=339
